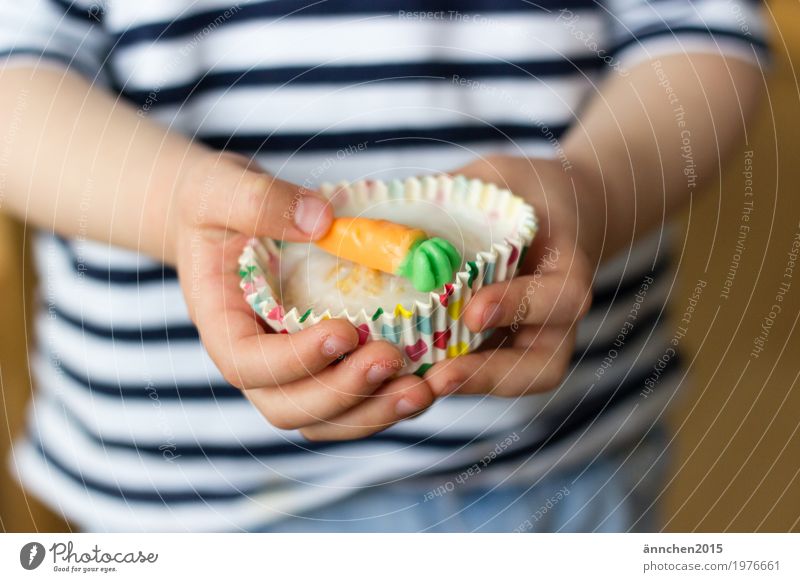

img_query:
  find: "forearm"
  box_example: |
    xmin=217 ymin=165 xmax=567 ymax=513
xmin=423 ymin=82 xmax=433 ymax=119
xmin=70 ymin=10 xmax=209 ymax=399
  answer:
xmin=563 ymin=53 xmax=764 ymax=263
xmin=0 ymin=65 xmax=210 ymax=265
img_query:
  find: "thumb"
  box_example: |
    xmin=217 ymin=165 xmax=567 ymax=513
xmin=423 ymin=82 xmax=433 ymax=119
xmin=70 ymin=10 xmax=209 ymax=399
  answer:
xmin=195 ymin=153 xmax=332 ymax=241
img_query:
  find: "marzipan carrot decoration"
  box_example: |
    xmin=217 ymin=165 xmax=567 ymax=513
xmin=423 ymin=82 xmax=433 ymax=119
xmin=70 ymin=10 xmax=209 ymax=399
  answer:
xmin=315 ymin=216 xmax=462 ymax=292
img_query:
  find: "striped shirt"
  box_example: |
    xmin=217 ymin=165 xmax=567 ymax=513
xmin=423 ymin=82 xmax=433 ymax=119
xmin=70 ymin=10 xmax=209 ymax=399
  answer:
xmin=2 ymin=0 xmax=766 ymax=531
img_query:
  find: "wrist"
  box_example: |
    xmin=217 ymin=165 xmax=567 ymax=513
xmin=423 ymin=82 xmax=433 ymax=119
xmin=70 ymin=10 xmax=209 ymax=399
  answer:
xmin=565 ymin=159 xmax=610 ymax=267
xmin=166 ymin=146 xmax=222 ymax=266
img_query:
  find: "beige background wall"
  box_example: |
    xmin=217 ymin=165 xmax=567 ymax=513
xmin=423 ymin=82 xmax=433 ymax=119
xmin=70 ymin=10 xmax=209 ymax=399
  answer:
xmin=662 ymin=5 xmax=800 ymax=531
xmin=1 ymin=5 xmax=798 ymax=532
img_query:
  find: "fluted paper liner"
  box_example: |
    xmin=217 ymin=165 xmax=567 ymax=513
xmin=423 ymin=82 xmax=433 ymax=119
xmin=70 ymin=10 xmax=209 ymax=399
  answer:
xmin=238 ymin=175 xmax=537 ymax=375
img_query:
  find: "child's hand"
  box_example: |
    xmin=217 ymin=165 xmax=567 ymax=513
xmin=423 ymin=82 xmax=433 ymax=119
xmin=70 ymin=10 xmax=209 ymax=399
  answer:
xmin=173 ymin=152 xmax=434 ymax=440
xmin=424 ymin=156 xmax=599 ymax=398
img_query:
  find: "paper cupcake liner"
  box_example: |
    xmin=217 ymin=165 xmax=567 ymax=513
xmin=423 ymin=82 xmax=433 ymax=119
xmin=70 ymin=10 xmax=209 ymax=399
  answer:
xmin=238 ymin=174 xmax=537 ymax=375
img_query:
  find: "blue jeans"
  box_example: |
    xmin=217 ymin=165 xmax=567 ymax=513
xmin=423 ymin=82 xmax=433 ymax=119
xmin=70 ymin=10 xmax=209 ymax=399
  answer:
xmin=256 ymin=427 xmax=670 ymax=533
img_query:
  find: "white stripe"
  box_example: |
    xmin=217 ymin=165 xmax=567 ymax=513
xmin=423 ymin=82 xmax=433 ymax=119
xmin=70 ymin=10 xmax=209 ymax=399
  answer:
xmin=156 ymin=77 xmax=588 ymax=135
xmin=0 ymin=0 xmax=106 ymax=75
xmin=38 ymin=312 xmax=219 ymax=383
xmin=607 ymin=0 xmax=767 ymax=39
xmin=34 ymin=236 xmax=191 ymax=326
xmin=255 ymin=140 xmax=558 ymax=184
xmin=26 ymin=397 xmax=291 ymax=489
xmin=106 ymin=0 xmax=247 ymax=30
xmin=30 ymin=351 xmax=280 ymax=443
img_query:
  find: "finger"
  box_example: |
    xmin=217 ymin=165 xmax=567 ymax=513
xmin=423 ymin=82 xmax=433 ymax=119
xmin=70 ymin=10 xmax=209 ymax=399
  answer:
xmin=463 ymin=265 xmax=591 ymax=333
xmin=423 ymin=329 xmax=576 ymax=397
xmin=192 ymin=153 xmax=332 ymax=240
xmin=298 ymin=375 xmax=435 ymax=441
xmin=183 ymin=232 xmax=359 ymax=389
xmin=221 ymin=318 xmax=360 ymax=388
xmin=245 ymin=341 xmax=407 ymax=430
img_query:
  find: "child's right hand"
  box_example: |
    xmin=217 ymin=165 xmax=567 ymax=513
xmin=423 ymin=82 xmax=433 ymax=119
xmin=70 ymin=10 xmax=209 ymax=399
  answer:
xmin=172 ymin=152 xmax=435 ymax=441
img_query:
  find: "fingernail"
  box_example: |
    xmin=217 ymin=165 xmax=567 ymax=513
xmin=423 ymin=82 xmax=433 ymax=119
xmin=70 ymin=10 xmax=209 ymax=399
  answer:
xmin=395 ymin=397 xmax=426 ymax=417
xmin=322 ymin=335 xmax=353 ymax=358
xmin=482 ymin=302 xmax=503 ymax=329
xmin=366 ymin=363 xmax=396 ymax=384
xmin=294 ymin=196 xmax=330 ymax=239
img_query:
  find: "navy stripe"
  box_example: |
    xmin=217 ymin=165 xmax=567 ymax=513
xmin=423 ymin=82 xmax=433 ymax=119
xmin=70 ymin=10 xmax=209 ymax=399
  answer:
xmin=200 ymin=122 xmax=570 ymax=154
xmin=0 ymin=48 xmax=74 ymax=67
xmin=122 ymin=58 xmax=603 ymax=110
xmin=113 ymin=0 xmax=598 ymax=48
xmin=51 ymin=303 xmax=199 ymax=342
xmin=611 ymin=25 xmax=769 ymax=56
xmin=33 ymin=352 xmax=681 ymax=504
xmin=73 ymin=260 xmax=177 ymax=284
xmin=45 ymin=394 xmax=511 ymax=457
xmin=54 ymin=235 xmax=178 ymax=284
xmin=51 ymin=353 xmax=243 ymax=400
xmin=48 ymin=0 xmax=104 ymax=24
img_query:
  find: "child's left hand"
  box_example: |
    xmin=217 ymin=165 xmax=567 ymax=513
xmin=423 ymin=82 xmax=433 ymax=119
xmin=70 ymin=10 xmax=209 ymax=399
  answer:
xmin=423 ymin=155 xmax=601 ymax=398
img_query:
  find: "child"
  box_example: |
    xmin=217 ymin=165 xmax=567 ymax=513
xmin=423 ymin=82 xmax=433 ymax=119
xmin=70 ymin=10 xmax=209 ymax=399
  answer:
xmin=0 ymin=0 xmax=765 ymax=531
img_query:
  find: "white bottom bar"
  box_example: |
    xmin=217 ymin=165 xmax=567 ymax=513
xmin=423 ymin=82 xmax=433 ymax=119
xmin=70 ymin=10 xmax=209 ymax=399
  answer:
xmin=2 ymin=533 xmax=799 ymax=581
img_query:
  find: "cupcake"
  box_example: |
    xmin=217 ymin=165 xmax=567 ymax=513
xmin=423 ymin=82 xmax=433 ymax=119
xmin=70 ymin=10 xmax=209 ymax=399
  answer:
xmin=238 ymin=174 xmax=537 ymax=375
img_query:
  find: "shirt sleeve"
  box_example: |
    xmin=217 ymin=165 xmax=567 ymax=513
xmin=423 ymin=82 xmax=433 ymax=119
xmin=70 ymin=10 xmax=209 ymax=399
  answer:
xmin=601 ymin=0 xmax=769 ymax=69
xmin=0 ymin=0 xmax=109 ymax=81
